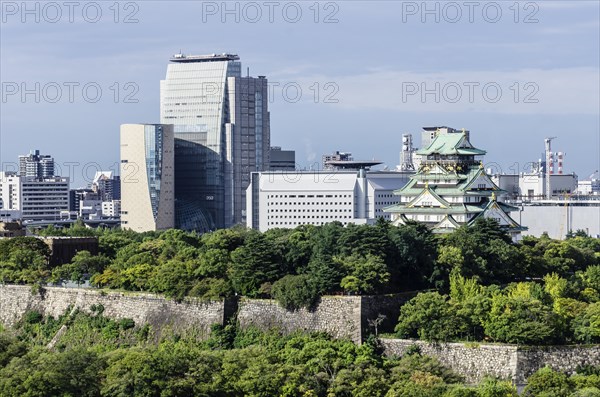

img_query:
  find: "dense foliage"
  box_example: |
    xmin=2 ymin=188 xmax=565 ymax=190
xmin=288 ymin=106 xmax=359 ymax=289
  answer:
xmin=2 ymin=309 xmax=597 ymax=397
xmin=2 ymin=219 xmax=599 ymax=344
xmin=395 ymin=267 xmax=600 ymax=344
xmin=4 ymin=219 xmax=598 ymax=305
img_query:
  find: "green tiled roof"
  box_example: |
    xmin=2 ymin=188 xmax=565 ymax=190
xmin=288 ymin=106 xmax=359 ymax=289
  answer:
xmin=413 ymin=174 xmax=467 ymax=181
xmin=405 ymin=187 xmax=451 ymax=208
xmin=395 ymin=166 xmax=502 ymax=196
xmin=417 ymin=133 xmax=486 ymax=156
xmin=384 ymin=203 xmax=486 ymax=214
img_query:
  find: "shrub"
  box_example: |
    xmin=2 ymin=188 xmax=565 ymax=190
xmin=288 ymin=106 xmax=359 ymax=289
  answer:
xmin=24 ymin=311 xmax=43 ymax=325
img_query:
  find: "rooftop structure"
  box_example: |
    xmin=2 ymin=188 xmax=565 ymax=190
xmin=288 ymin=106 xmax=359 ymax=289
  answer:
xmin=170 ymin=53 xmax=240 ymax=62
xmin=322 ymin=151 xmax=353 ymax=170
xmin=324 ymin=160 xmax=383 ymax=170
xmin=269 ymin=147 xmax=296 ymax=171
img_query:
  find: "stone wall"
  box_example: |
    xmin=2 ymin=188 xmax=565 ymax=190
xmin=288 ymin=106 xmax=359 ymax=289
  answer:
xmin=0 ymin=287 xmax=406 ymax=343
xmin=380 ymin=338 xmax=600 ymax=386
xmin=237 ymin=296 xmax=363 ymax=342
xmin=0 ymin=285 xmax=226 ymax=336
xmin=361 ymin=293 xmax=412 ymax=336
xmin=380 ymin=339 xmax=518 ymax=384
xmin=2 ymin=285 xmax=598 ymax=386
xmin=516 ymin=345 xmax=600 ymax=384
xmin=237 ymin=294 xmax=409 ymax=343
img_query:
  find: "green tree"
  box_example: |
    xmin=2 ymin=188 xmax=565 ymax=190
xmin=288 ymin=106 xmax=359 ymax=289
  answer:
xmin=52 ymin=250 xmax=110 ymax=285
xmin=395 ymin=292 xmax=462 ymax=342
xmin=0 ymin=348 xmax=105 ymax=397
xmin=438 ymin=218 xmax=523 ymax=286
xmin=573 ymin=302 xmax=600 ymax=343
xmin=477 ymin=377 xmax=518 ymax=397
xmin=484 ymin=294 xmax=561 ymax=345
xmin=271 ymin=274 xmax=319 ymax=310
xmin=338 ymin=254 xmax=390 ymax=295
xmin=230 ymin=231 xmax=283 ymax=297
xmin=388 ymin=221 xmax=438 ymax=291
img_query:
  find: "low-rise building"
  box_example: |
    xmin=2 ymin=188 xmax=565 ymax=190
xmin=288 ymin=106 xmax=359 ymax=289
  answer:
xmin=0 ymin=172 xmax=69 ymax=222
xmin=577 ymin=179 xmax=600 ymax=196
xmin=269 ymin=147 xmax=296 ymax=171
xmin=246 ymin=170 xmax=412 ymax=231
xmin=492 ymin=173 xmax=578 ymax=201
xmin=102 ymin=200 xmax=121 ymax=218
xmin=40 ymin=236 xmax=99 ymax=266
xmin=0 ymin=221 xmax=25 ymax=238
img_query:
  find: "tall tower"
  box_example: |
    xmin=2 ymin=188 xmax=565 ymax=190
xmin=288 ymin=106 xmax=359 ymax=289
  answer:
xmin=120 ymin=124 xmax=175 ymax=232
xmin=160 ymin=53 xmax=269 ymax=230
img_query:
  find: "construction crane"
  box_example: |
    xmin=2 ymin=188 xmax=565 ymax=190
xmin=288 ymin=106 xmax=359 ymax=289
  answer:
xmin=545 ymin=137 xmax=557 ymax=200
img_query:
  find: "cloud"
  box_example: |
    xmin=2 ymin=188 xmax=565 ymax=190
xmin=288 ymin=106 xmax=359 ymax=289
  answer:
xmin=281 ymin=67 xmax=600 ymax=115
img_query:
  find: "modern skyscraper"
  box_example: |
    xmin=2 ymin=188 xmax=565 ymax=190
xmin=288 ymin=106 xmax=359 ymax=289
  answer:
xmin=120 ymin=124 xmax=175 ymax=232
xmin=18 ymin=149 xmax=55 ymax=178
xmin=160 ymin=53 xmax=270 ymax=231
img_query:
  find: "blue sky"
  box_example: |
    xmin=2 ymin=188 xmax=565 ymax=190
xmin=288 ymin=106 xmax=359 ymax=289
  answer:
xmin=1 ymin=0 xmax=599 ymax=186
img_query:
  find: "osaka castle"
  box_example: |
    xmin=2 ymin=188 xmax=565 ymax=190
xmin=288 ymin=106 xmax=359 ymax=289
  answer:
xmin=385 ymin=128 xmax=526 ymax=241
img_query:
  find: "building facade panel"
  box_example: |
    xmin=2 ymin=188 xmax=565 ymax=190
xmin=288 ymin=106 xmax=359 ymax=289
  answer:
xmin=120 ymin=124 xmax=174 ymax=232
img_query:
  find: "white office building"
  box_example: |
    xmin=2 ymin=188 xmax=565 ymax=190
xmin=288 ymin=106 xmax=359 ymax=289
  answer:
xmin=491 ymin=173 xmax=578 ymax=201
xmin=0 ymin=172 xmax=69 ymax=221
xmin=102 ymin=200 xmax=121 ymax=218
xmin=246 ymin=170 xmax=412 ymax=232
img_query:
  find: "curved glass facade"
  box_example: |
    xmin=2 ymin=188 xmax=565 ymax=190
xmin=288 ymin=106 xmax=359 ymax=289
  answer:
xmin=144 ymin=125 xmax=164 ymax=220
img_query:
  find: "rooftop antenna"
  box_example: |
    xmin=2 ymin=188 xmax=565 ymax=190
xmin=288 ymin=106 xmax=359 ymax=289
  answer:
xmin=247 ymin=67 xmax=249 ymax=77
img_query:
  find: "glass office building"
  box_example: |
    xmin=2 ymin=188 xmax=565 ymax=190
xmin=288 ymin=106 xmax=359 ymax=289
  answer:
xmin=160 ymin=53 xmax=269 ymax=231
